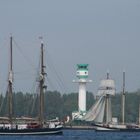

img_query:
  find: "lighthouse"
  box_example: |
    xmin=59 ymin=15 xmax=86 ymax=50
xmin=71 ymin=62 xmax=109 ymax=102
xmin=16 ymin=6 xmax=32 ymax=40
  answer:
xmin=72 ymin=64 xmax=92 ymax=120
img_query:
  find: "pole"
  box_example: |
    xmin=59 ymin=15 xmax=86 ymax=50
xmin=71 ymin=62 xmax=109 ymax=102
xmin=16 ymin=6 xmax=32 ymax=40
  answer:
xmin=122 ymin=71 xmax=125 ymax=124
xmin=139 ymin=104 xmax=140 ymax=126
xmin=9 ymin=35 xmax=13 ymax=126
xmin=106 ymin=72 xmax=109 ymax=124
xmin=39 ymin=39 xmax=45 ymax=127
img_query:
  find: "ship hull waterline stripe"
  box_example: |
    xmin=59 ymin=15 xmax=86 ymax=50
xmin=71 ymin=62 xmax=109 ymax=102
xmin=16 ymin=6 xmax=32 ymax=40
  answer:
xmin=0 ymin=130 xmax=62 ymax=135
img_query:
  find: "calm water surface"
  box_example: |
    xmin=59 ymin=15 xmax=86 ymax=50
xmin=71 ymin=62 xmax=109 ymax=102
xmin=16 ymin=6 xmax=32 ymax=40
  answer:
xmin=0 ymin=130 xmax=140 ymax=140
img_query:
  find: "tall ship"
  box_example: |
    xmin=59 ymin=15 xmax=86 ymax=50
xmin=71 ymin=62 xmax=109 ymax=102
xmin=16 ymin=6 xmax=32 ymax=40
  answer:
xmin=0 ymin=36 xmax=63 ymax=135
xmin=82 ymin=72 xmax=140 ymax=131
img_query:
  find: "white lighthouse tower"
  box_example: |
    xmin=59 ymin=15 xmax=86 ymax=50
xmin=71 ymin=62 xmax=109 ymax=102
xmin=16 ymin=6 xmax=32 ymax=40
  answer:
xmin=72 ymin=64 xmax=92 ymax=120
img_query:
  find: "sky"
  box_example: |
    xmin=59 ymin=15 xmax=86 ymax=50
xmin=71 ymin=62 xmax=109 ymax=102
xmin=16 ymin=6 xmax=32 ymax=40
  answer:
xmin=0 ymin=0 xmax=140 ymax=94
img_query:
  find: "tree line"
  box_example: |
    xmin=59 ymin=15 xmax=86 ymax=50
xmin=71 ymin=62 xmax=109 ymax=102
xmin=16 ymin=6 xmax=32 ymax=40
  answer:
xmin=0 ymin=90 xmax=140 ymax=123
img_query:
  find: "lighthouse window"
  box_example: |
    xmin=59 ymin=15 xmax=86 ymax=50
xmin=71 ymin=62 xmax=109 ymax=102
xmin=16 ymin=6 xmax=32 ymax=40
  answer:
xmin=85 ymin=72 xmax=87 ymax=74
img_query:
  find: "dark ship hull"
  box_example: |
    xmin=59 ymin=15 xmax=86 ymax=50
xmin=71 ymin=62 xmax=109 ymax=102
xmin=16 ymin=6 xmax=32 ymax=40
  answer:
xmin=0 ymin=127 xmax=62 ymax=135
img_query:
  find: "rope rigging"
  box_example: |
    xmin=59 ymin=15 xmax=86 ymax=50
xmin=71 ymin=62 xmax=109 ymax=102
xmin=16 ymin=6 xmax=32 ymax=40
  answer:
xmin=46 ymin=49 xmax=68 ymax=94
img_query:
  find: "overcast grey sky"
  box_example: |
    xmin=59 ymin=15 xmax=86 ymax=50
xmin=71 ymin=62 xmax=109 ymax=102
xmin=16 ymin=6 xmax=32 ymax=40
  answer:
xmin=0 ymin=0 xmax=140 ymax=94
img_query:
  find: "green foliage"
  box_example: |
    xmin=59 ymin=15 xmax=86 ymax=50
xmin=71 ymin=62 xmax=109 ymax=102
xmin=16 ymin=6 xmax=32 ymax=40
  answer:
xmin=62 ymin=93 xmax=78 ymax=117
xmin=111 ymin=94 xmax=121 ymax=121
xmin=45 ymin=91 xmax=63 ymax=119
xmin=111 ymin=91 xmax=140 ymax=123
xmin=0 ymin=90 xmax=140 ymax=123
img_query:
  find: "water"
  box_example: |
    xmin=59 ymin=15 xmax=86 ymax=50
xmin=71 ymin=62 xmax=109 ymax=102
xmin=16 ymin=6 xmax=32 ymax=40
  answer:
xmin=0 ymin=130 xmax=140 ymax=140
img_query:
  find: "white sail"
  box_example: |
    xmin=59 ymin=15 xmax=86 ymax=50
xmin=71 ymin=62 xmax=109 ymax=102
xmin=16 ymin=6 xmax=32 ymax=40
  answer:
xmin=106 ymin=97 xmax=112 ymax=123
xmin=94 ymin=97 xmax=106 ymax=122
xmin=98 ymin=89 xmax=115 ymax=96
xmin=82 ymin=94 xmax=105 ymax=122
xmin=100 ymin=79 xmax=115 ymax=88
xmin=97 ymin=79 xmax=115 ymax=96
xmin=108 ymin=98 xmax=112 ymax=123
xmin=81 ymin=77 xmax=116 ymax=124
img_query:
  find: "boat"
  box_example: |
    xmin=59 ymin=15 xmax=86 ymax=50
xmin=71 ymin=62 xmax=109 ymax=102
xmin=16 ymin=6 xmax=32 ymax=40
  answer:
xmin=0 ymin=36 xmax=63 ymax=135
xmin=81 ymin=72 xmax=140 ymax=132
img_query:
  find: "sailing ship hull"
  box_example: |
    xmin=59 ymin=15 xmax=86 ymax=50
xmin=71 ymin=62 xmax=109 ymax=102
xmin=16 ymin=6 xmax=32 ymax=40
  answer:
xmin=93 ymin=124 xmax=140 ymax=132
xmin=94 ymin=126 xmax=118 ymax=131
xmin=0 ymin=127 xmax=63 ymax=135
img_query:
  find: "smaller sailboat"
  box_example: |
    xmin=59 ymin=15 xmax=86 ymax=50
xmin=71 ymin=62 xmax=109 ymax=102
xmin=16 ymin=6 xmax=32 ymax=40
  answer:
xmin=0 ymin=36 xmax=63 ymax=135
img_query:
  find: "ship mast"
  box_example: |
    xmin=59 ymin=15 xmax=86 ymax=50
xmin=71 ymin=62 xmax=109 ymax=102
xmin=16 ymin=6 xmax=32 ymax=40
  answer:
xmin=39 ymin=38 xmax=46 ymax=127
xmin=106 ymin=71 xmax=109 ymax=124
xmin=122 ymin=71 xmax=125 ymax=124
xmin=8 ymin=35 xmax=13 ymax=126
xmin=139 ymin=104 xmax=140 ymax=126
